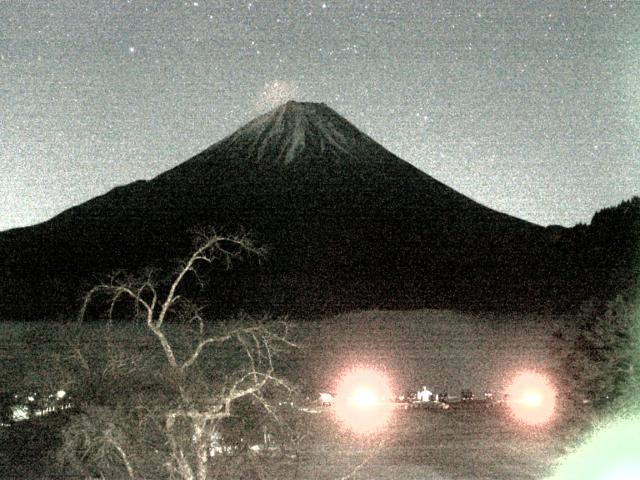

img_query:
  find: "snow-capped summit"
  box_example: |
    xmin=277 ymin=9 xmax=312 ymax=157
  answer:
xmin=217 ymin=101 xmax=389 ymax=165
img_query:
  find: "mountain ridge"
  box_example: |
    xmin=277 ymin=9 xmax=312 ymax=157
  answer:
xmin=0 ymin=101 xmax=631 ymax=320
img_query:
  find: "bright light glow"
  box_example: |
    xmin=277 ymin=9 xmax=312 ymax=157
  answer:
xmin=549 ymin=415 xmax=640 ymax=480
xmin=11 ymin=405 xmax=29 ymax=422
xmin=56 ymin=390 xmax=66 ymax=400
xmin=604 ymin=464 xmax=640 ymax=480
xmin=506 ymin=371 xmax=556 ymax=426
xmin=350 ymin=387 xmax=377 ymax=407
xmin=334 ymin=366 xmax=393 ymax=435
xmin=522 ymin=391 xmax=542 ymax=407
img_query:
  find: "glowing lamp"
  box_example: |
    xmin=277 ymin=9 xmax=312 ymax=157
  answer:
xmin=506 ymin=371 xmax=556 ymax=426
xmin=350 ymin=387 xmax=377 ymax=407
xmin=522 ymin=391 xmax=542 ymax=407
xmin=333 ymin=366 xmax=393 ymax=435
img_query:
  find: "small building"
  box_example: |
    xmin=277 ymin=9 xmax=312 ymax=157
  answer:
xmin=319 ymin=392 xmax=334 ymax=406
xmin=417 ymin=386 xmax=433 ymax=402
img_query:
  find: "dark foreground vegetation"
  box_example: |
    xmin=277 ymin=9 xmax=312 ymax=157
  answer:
xmin=1 ymin=222 xmax=638 ymax=479
xmin=0 ymin=317 xmax=561 ymax=480
xmin=2 ymin=293 xmax=638 ymax=479
xmin=0 ymin=402 xmax=568 ymax=480
xmin=0 ymin=412 xmax=72 ymax=479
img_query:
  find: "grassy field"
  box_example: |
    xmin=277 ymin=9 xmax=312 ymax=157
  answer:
xmin=1 ymin=308 xmax=573 ymax=478
xmin=290 ymin=309 xmax=566 ymax=397
xmin=0 ymin=403 xmax=572 ymax=479
xmin=297 ymin=403 xmax=567 ymax=480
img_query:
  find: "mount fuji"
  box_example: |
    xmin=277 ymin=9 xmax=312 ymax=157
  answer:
xmin=0 ymin=102 xmax=596 ymax=319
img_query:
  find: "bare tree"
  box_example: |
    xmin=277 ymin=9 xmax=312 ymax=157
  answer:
xmin=59 ymin=231 xmax=301 ymax=480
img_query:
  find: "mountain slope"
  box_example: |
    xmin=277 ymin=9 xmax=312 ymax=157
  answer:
xmin=0 ymin=102 xmax=569 ymax=319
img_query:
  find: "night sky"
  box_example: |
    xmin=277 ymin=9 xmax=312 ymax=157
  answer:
xmin=2 ymin=0 xmax=639 ymax=231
